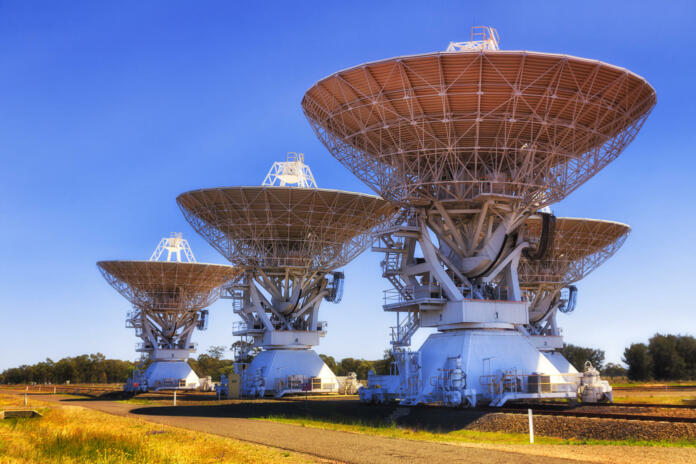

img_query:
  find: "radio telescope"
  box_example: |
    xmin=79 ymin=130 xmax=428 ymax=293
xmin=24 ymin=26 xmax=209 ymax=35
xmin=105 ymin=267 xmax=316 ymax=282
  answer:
xmin=519 ymin=217 xmax=630 ymax=364
xmin=303 ymin=27 xmax=655 ymax=406
xmin=177 ymin=153 xmax=396 ymax=397
xmin=97 ymin=233 xmax=240 ymax=392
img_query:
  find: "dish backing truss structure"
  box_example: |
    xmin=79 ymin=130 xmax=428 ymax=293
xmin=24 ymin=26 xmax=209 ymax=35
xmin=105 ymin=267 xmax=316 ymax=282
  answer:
xmin=98 ymin=234 xmax=240 ymax=392
xmin=520 ymin=217 xmax=630 ymax=343
xmin=177 ymin=156 xmax=396 ymax=397
xmin=302 ymin=28 xmax=655 ymax=406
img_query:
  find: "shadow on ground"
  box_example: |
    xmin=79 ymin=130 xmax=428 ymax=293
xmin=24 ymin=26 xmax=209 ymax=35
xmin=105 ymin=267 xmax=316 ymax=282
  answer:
xmin=57 ymin=391 xmax=136 ymax=401
xmin=128 ymin=399 xmax=487 ymax=432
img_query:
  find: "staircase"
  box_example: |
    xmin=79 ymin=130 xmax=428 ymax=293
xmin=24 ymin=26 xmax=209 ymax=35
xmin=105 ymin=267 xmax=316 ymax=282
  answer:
xmin=375 ymin=232 xmax=413 ymax=301
xmin=390 ymin=312 xmax=421 ymax=348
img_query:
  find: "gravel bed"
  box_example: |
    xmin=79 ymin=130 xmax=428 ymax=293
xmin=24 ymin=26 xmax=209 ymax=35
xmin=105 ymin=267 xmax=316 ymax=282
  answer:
xmin=570 ymin=405 xmax=696 ymax=419
xmin=468 ymin=412 xmax=696 ymax=441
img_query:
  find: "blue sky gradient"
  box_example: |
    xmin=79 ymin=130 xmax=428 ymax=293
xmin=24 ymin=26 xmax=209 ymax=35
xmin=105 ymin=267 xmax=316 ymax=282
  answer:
xmin=1 ymin=1 xmax=695 ymax=370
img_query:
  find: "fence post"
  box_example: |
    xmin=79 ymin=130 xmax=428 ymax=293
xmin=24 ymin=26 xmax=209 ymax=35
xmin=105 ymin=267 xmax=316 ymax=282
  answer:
xmin=173 ymin=390 xmax=177 ymax=406
xmin=528 ymin=409 xmax=534 ymax=444
xmin=24 ymin=393 xmax=27 ymax=406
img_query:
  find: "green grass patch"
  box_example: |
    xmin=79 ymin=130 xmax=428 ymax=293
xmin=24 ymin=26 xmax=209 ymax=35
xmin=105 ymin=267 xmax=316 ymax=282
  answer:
xmin=610 ymin=381 xmax=696 ymax=388
xmin=116 ymin=398 xmax=156 ymax=406
xmin=255 ymin=414 xmax=696 ymax=448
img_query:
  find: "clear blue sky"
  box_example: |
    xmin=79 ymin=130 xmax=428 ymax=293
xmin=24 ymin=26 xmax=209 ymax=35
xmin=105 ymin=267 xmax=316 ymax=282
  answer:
xmin=1 ymin=1 xmax=694 ymax=370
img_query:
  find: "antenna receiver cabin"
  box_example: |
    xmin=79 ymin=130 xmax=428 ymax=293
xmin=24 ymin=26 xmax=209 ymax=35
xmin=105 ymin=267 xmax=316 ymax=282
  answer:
xmin=446 ymin=26 xmax=500 ymax=52
xmin=263 ymin=152 xmax=318 ymax=188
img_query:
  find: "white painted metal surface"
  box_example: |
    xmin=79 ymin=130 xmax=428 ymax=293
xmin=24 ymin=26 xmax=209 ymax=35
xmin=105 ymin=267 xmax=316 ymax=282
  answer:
xmin=240 ymin=349 xmax=338 ymax=397
xmin=129 ymin=360 xmax=201 ymax=392
xmin=183 ymin=155 xmax=392 ymax=398
xmin=149 ymin=232 xmax=196 ymax=262
xmin=446 ymin=26 xmax=500 ymax=51
xmin=303 ymin=26 xmax=654 ymax=407
xmin=262 ymin=152 xmax=318 ymax=188
xmin=100 ymin=235 xmax=237 ymax=393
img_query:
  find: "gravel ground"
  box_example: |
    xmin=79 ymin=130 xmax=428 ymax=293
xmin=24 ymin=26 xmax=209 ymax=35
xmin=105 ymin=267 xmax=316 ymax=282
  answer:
xmin=469 ymin=412 xmax=696 ymax=441
xmin=566 ymin=404 xmax=696 ymax=419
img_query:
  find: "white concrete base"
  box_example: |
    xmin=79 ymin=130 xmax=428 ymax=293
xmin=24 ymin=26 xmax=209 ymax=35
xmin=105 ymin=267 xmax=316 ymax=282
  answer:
xmin=543 ymin=351 xmax=579 ymax=374
xmin=242 ymin=349 xmax=338 ymax=397
xmin=126 ymin=361 xmax=200 ymax=392
xmin=363 ymin=329 xmax=582 ymax=406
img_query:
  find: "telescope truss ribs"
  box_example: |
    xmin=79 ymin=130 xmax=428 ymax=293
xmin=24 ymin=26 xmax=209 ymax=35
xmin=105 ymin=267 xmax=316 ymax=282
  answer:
xmin=519 ymin=217 xmax=630 ymax=326
xmin=97 ymin=261 xmax=240 ymax=351
xmin=520 ymin=217 xmax=630 ymax=287
xmin=302 ymin=51 xmax=656 ymax=207
xmin=176 ymin=186 xmax=397 ymax=272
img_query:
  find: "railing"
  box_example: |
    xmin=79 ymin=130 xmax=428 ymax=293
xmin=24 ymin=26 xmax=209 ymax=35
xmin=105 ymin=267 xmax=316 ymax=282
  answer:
xmin=273 ymin=375 xmax=337 ymax=393
xmin=232 ymin=321 xmax=248 ymax=333
xmin=390 ymin=312 xmax=420 ymax=347
xmin=383 ymin=284 xmax=445 ymax=305
xmin=233 ymin=320 xmax=266 ymax=334
xmin=135 ymin=342 xmax=153 ymax=352
xmin=223 ymin=288 xmax=246 ymax=311
xmin=125 ymin=310 xmax=141 ymax=329
xmin=479 ymin=372 xmax=580 ymax=396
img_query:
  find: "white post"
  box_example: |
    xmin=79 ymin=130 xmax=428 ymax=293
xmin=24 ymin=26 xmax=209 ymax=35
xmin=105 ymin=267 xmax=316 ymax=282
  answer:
xmin=173 ymin=390 xmax=177 ymax=406
xmin=528 ymin=409 xmax=534 ymax=443
xmin=53 ymin=386 xmax=56 ymax=394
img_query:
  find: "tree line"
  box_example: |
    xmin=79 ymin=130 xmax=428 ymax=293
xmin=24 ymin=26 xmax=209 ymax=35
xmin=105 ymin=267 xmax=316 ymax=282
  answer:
xmin=0 ymin=354 xmax=136 ymax=384
xmin=0 ymin=348 xmax=239 ymax=385
xmin=0 ymin=348 xmax=395 ymax=384
xmin=623 ymin=334 xmax=696 ymax=381
xmin=3 ymin=334 xmax=695 ymax=384
xmin=319 ymin=351 xmax=394 ymax=379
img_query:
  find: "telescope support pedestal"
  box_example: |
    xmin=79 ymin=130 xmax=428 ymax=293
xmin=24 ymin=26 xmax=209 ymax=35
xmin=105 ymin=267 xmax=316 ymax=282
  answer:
xmin=126 ymin=359 xmax=200 ymax=392
xmin=240 ymin=349 xmax=338 ymax=398
xmin=361 ymin=328 xmax=583 ymax=407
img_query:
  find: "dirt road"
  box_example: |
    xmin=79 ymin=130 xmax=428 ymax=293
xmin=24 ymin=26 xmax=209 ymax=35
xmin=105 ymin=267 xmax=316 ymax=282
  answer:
xmin=6 ymin=392 xmax=575 ymax=463
xmin=7 ymin=391 xmax=696 ymax=464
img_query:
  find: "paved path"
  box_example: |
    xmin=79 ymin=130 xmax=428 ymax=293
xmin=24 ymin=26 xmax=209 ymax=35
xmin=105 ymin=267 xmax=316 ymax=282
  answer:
xmin=9 ymin=392 xmax=585 ymax=464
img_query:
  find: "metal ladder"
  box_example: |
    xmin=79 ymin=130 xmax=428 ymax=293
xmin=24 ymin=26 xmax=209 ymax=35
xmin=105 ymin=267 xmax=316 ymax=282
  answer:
xmin=378 ymin=233 xmax=412 ymax=300
xmin=390 ymin=312 xmax=421 ymax=347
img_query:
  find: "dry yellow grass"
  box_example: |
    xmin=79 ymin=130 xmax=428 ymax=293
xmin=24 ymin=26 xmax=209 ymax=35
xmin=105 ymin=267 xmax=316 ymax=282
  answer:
xmin=0 ymin=395 xmax=327 ymax=464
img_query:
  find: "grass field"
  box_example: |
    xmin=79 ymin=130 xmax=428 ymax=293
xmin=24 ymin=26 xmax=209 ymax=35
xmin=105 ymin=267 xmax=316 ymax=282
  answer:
xmin=608 ymin=380 xmax=696 ymax=388
xmin=257 ymin=414 xmax=696 ymax=448
xmin=608 ymin=381 xmax=696 ymax=405
xmin=0 ymin=394 xmax=324 ymax=464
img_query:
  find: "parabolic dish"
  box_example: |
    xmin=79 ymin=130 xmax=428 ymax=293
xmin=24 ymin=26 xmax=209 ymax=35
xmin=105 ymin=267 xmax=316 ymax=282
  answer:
xmin=177 ymin=186 xmax=397 ymax=270
xmin=302 ymin=51 xmax=656 ymax=206
xmin=97 ymin=261 xmax=240 ymax=312
xmin=518 ymin=217 xmax=630 ymax=287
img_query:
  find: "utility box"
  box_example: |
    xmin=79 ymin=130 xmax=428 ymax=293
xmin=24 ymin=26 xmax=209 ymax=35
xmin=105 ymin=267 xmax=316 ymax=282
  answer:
xmin=227 ymin=374 xmax=240 ymax=398
xmin=527 ymin=373 xmax=551 ymax=393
